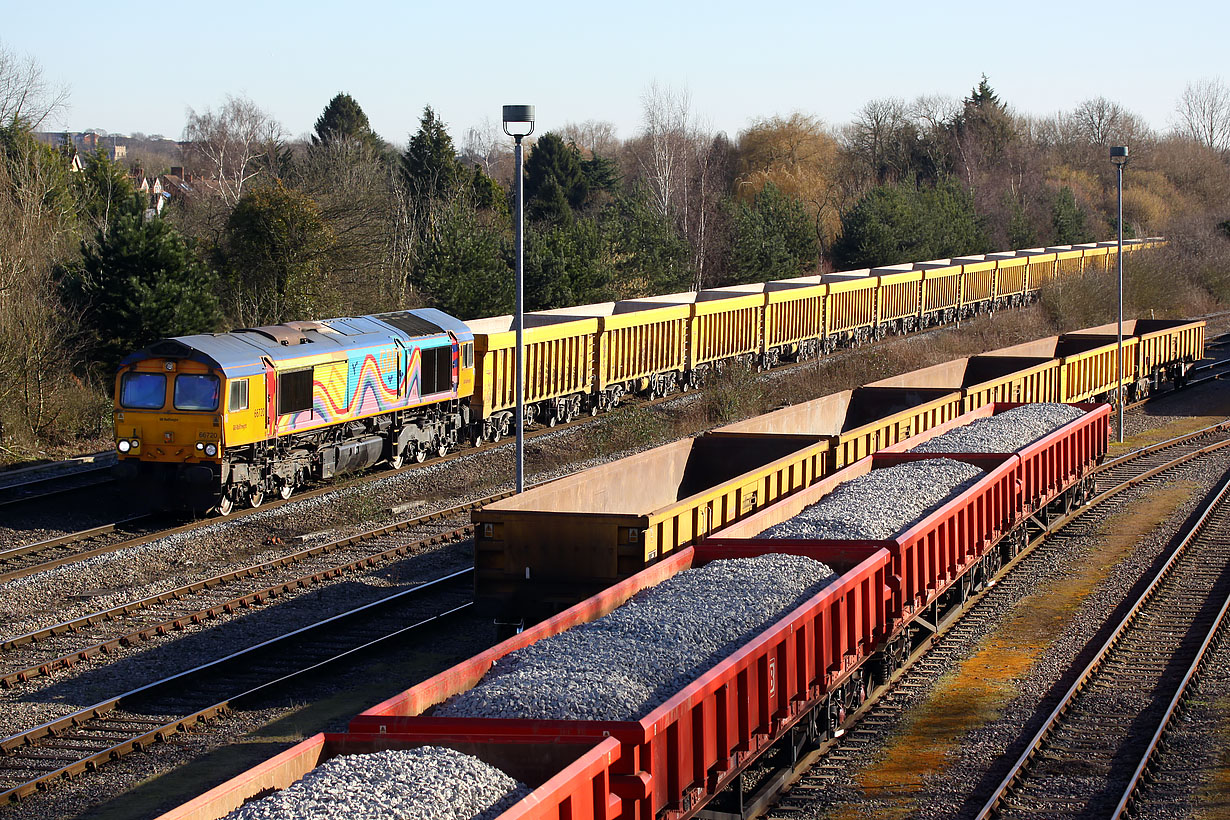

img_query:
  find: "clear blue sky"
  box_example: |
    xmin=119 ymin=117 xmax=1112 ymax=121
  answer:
xmin=4 ymin=0 xmax=1223 ymax=144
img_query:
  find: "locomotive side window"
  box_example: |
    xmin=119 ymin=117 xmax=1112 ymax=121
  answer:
xmin=174 ymin=374 xmax=220 ymax=411
xmin=120 ymin=372 xmax=166 ymax=409
xmin=278 ymin=369 xmax=313 ymax=415
xmin=228 ymin=378 xmax=249 ymax=412
xmin=462 ymin=342 xmax=474 ymax=368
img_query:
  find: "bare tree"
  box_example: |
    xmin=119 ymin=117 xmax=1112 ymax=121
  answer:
xmin=460 ymin=117 xmax=505 ymax=176
xmin=844 ymin=97 xmax=912 ymax=186
xmin=182 ymin=95 xmax=284 ymax=206
xmin=1174 ymin=77 xmax=1230 ymax=152
xmin=0 ymin=40 xmax=68 ymax=129
xmin=557 ymin=120 xmax=620 ymax=157
xmin=632 ymin=81 xmax=692 ymax=218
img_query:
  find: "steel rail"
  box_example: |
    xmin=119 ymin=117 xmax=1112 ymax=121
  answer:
xmin=974 ymin=470 xmax=1230 ymax=819
xmin=0 ymin=466 xmax=116 ymax=509
xmin=0 ymin=493 xmax=510 ymax=685
xmin=1112 ymin=495 xmax=1230 ymax=817
xmin=0 ymin=567 xmax=474 ymax=802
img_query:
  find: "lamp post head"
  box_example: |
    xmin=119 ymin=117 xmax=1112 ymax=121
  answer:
xmin=502 ymin=105 xmax=536 ymax=139
xmin=1110 ymin=145 xmax=1129 ymax=167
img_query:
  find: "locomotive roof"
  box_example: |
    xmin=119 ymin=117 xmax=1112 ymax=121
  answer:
xmin=120 ymin=308 xmax=472 ymax=377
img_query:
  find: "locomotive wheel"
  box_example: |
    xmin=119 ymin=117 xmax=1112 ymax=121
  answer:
xmin=249 ymin=487 xmax=265 ymax=508
xmin=437 ymin=443 xmax=448 ymax=459
xmin=217 ymin=494 xmax=235 ymax=516
xmin=390 ymin=451 xmax=406 ymax=469
xmin=414 ymin=447 xmax=427 ymax=463
xmin=278 ymin=481 xmax=294 ymax=500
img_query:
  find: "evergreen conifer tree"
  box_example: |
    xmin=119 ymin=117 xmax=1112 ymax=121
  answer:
xmin=65 ymin=195 xmax=220 ymax=370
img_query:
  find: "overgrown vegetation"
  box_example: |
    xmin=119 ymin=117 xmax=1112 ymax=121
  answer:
xmin=1 ymin=36 xmax=1228 ymax=463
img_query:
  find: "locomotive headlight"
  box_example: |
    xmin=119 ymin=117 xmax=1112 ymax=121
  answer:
xmin=196 ymin=442 xmax=204 ymax=451
xmin=130 ymin=438 xmax=140 ymax=450
xmin=204 ymin=443 xmax=218 ymax=457
xmin=118 ymin=440 xmax=131 ymax=453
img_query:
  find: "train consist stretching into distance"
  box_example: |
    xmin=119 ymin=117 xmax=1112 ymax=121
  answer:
xmin=114 ymin=239 xmax=1163 ymax=513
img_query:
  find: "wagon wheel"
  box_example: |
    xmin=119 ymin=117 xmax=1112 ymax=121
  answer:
xmin=278 ymin=480 xmax=295 ymax=500
xmin=589 ymin=402 xmax=599 ymax=417
xmin=546 ymin=413 xmax=558 ymax=428
xmin=249 ymin=487 xmax=265 ymax=508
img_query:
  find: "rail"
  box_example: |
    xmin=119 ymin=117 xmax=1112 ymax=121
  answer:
xmin=0 ymin=492 xmax=509 ymax=686
xmin=975 ymin=470 xmax=1230 ymax=819
xmin=0 ymin=566 xmax=474 ymax=803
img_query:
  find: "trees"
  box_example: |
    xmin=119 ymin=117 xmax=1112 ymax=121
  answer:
xmin=524 ymin=132 xmax=589 ymax=222
xmin=64 ymin=195 xmax=220 ymax=370
xmin=728 ymin=182 xmax=817 ymax=283
xmin=0 ymin=40 xmax=67 ymax=129
xmin=401 ymin=106 xmax=465 ymax=205
xmin=73 ymin=149 xmax=135 ymax=239
xmin=524 ymin=218 xmax=610 ymax=310
xmin=1051 ymin=186 xmax=1091 ymax=245
xmin=182 ymin=95 xmax=284 ymax=206
xmin=831 ymin=178 xmax=989 ymax=269
xmin=737 ymin=113 xmax=841 ymax=261
xmin=411 ymin=201 xmax=511 ymax=319
xmin=219 ymin=183 xmax=335 ymax=326
xmin=601 ymin=193 xmax=692 ymax=297
xmin=1174 ymin=77 xmax=1230 ymax=153
xmin=312 ymin=93 xmax=384 ymax=152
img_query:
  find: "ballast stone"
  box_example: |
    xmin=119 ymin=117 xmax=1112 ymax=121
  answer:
xmin=761 ymin=458 xmax=986 ymax=541
xmin=222 ymin=746 xmax=529 ymax=820
xmin=910 ymin=403 xmax=1085 ymax=454
xmin=437 ymin=553 xmax=836 ymax=722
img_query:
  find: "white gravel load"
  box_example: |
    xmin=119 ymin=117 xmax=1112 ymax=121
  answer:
xmin=437 ymin=554 xmax=835 ymax=721
xmin=910 ymin=403 xmax=1085 ymax=454
xmin=223 ymin=746 xmax=530 ymax=820
xmin=760 ymin=458 xmax=985 ymax=541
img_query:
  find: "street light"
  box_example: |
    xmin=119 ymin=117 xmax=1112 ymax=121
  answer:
xmin=503 ymin=105 xmax=535 ymax=493
xmin=1110 ymin=145 xmax=1129 ymax=444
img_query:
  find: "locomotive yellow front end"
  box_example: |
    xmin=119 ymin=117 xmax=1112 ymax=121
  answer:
xmin=114 ymin=348 xmax=226 ymax=510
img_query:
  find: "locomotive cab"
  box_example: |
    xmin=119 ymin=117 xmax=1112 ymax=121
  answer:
xmin=114 ymin=349 xmax=226 ymax=510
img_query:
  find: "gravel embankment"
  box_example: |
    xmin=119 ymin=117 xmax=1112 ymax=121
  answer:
xmin=224 ymin=746 xmax=529 ymax=820
xmin=437 ymin=554 xmax=835 ymax=721
xmin=910 ymin=403 xmax=1085 ymax=454
xmin=761 ymin=458 xmax=985 ymax=541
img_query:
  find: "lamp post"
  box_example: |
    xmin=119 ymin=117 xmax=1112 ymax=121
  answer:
xmin=1110 ymin=145 xmax=1129 ymax=444
xmin=503 ymin=105 xmax=535 ymax=493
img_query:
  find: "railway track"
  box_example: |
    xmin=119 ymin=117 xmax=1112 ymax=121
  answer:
xmin=0 ymin=466 xmax=116 ymax=511
xmin=0 ymin=493 xmax=506 ymax=689
xmin=0 ymin=515 xmax=159 ymax=583
xmin=975 ymin=470 xmax=1230 ymax=819
xmin=0 ymin=567 xmax=473 ymax=804
xmin=757 ymin=418 xmax=1230 ymax=820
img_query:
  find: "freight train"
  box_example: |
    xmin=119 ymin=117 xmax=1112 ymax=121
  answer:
xmin=154 ymin=399 xmax=1117 ymax=820
xmin=113 ymin=239 xmax=1163 ymax=514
